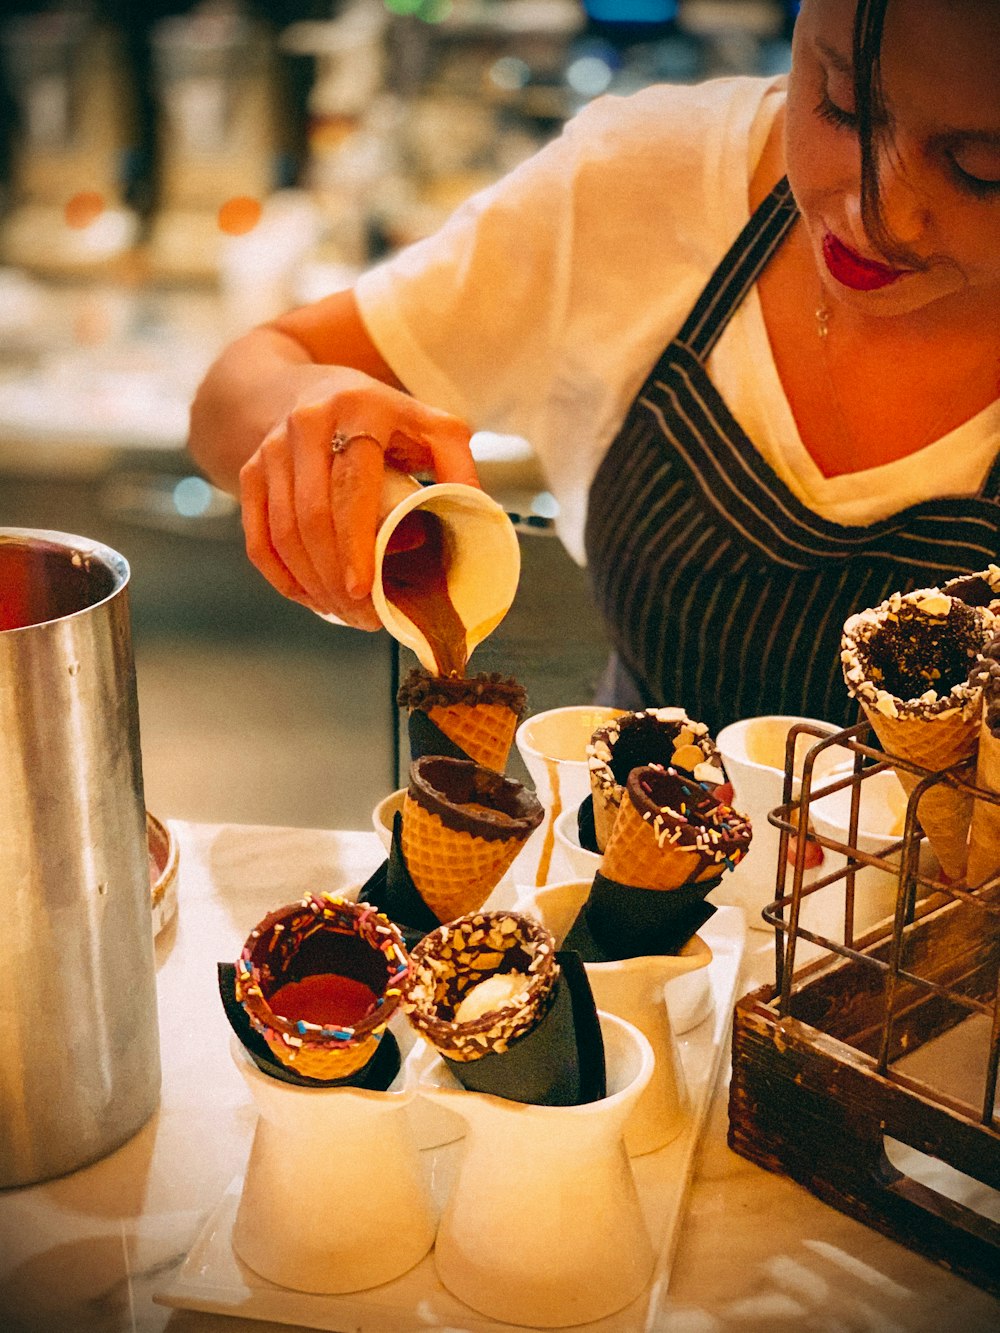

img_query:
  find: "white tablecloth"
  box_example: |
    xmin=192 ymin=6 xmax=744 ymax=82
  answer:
xmin=1 ymin=821 xmax=997 ymax=1333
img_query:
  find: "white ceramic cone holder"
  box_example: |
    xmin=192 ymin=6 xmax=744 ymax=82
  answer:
xmin=230 ymin=1038 xmax=436 ymax=1294
xmin=419 ymin=1011 xmax=656 ymax=1328
xmin=515 ymin=705 xmax=625 ymax=886
xmin=516 ymin=878 xmax=713 ymax=1154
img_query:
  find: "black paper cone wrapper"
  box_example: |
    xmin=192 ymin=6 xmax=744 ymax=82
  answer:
xmin=442 ymin=951 xmax=606 ymax=1106
xmin=357 ymin=811 xmax=441 ymax=948
xmin=218 ymin=963 xmax=400 ymax=1091
xmin=563 ymin=871 xmax=718 ymax=963
xmin=407 ymin=709 xmax=472 ymax=764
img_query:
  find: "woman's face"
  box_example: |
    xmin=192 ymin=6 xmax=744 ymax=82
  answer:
xmin=785 ymin=0 xmax=1000 ymax=321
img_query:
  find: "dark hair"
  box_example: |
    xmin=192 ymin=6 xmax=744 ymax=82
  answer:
xmin=851 ymin=0 xmax=926 ymax=268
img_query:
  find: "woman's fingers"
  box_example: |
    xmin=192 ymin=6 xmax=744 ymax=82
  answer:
xmin=239 ymin=453 xmax=323 ymax=613
xmin=328 ymin=434 xmax=386 ymax=603
xmin=241 ymin=424 xmax=380 ymax=627
xmin=238 ymin=369 xmax=478 ymax=623
xmin=260 ymin=434 xmax=337 ymax=610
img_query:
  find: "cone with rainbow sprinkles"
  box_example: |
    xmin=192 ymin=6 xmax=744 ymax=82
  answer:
xmin=234 ymin=894 xmax=409 ymax=1082
xmin=841 ymin=588 xmax=998 ymax=882
xmin=601 ymin=764 xmax=752 ymax=891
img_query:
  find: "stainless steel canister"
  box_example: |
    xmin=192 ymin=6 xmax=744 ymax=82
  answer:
xmin=0 ymin=528 xmax=160 ymax=1187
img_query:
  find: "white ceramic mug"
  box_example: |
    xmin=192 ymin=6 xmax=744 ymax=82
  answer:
xmin=715 ymin=715 xmax=852 ymax=932
xmin=809 ymin=767 xmax=935 ymax=938
xmin=515 ymin=705 xmax=625 ymax=885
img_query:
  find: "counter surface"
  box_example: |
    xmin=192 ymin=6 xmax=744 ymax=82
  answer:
xmin=1 ymin=820 xmax=997 ymax=1333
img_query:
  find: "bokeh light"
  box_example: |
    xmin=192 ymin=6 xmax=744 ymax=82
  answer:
xmin=64 ymin=191 xmax=105 ymax=230
xmin=218 ymin=196 xmax=263 ymax=236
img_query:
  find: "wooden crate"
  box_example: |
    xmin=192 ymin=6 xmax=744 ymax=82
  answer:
xmin=727 ymin=721 xmax=1000 ymax=1294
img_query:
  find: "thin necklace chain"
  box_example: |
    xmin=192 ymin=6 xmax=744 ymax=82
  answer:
xmin=813 ymin=296 xmax=999 ymax=461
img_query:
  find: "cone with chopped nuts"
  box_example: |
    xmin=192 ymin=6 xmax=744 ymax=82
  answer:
xmin=965 ymin=635 xmax=1000 ymax=889
xmin=403 ymin=910 xmax=605 ymax=1105
xmin=841 ymin=589 xmax=998 ymax=881
xmin=587 ymin=708 xmax=725 ymax=852
xmin=397 ymin=667 xmax=528 ymax=772
xmin=233 ymin=894 xmax=409 ymax=1083
xmin=942 ymin=565 xmax=1000 ymax=613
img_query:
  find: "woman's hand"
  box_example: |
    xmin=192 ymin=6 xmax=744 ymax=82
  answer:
xmin=237 ymin=366 xmax=478 ymax=627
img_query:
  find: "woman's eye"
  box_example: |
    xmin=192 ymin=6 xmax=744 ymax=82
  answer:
xmin=948 ymin=157 xmax=1000 ymax=197
xmin=816 ymin=92 xmax=857 ymax=131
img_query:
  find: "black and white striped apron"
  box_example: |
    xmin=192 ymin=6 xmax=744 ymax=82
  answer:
xmin=585 ymin=177 xmax=1000 ymax=734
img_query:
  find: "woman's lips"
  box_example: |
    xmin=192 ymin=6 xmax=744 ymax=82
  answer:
xmin=822 ymin=231 xmax=910 ymax=291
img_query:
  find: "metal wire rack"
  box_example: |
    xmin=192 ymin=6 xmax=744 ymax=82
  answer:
xmin=728 ymin=717 xmax=1000 ymax=1293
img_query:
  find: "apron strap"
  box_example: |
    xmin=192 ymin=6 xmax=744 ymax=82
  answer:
xmin=674 ymin=176 xmax=799 ymax=365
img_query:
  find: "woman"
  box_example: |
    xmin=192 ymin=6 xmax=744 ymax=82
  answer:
xmin=189 ymin=0 xmax=1000 ymax=732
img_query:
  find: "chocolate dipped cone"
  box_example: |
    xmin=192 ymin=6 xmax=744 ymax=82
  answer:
xmin=234 ymin=894 xmax=410 ymax=1082
xmin=587 ymin=708 xmax=724 ymax=852
xmin=402 ymin=756 xmax=543 ymax=923
xmin=403 ymin=910 xmax=605 ymax=1105
xmin=601 ymin=765 xmax=752 ymax=892
xmin=966 ymin=636 xmax=1000 ymax=888
xmin=398 ymin=667 xmax=527 ymax=771
xmin=842 ymin=589 xmax=998 ymax=881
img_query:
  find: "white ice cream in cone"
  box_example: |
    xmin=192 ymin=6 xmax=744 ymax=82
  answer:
xmin=841 ymin=589 xmax=998 ymax=882
xmin=965 ymin=635 xmax=1000 ymax=890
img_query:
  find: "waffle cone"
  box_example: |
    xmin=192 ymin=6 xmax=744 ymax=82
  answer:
xmin=966 ymin=721 xmax=1000 ymax=888
xmin=590 ymin=777 xmax=620 ymax=853
xmin=862 ymin=703 xmax=978 ymax=881
xmin=260 ymin=1030 xmax=380 ymax=1080
xmin=427 ymin=701 xmax=518 ymax=772
xmin=602 ymin=793 xmax=718 ymax=891
xmin=402 ymin=792 xmax=527 ymax=922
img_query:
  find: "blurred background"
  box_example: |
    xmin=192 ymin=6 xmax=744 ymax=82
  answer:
xmin=0 ymin=0 xmax=796 ymax=832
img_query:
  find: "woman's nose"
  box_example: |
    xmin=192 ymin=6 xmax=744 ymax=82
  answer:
xmin=867 ymin=146 xmax=932 ymax=254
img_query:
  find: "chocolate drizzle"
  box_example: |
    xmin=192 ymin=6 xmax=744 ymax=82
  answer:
xmin=382 ymin=510 xmax=467 ymax=677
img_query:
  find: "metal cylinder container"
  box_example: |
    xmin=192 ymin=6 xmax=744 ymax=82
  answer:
xmin=0 ymin=528 xmax=160 ymax=1187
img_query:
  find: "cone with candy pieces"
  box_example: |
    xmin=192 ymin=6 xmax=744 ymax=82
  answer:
xmin=841 ymin=588 xmax=998 ymax=881
xmin=401 ymin=755 xmax=543 ymax=924
xmin=966 ymin=633 xmax=1000 ymax=889
xmin=235 ymin=894 xmax=409 ymax=1082
xmin=587 ymin=707 xmax=725 ymax=852
xmin=602 ymin=764 xmax=752 ymax=892
xmin=398 ymin=667 xmax=527 ymax=772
